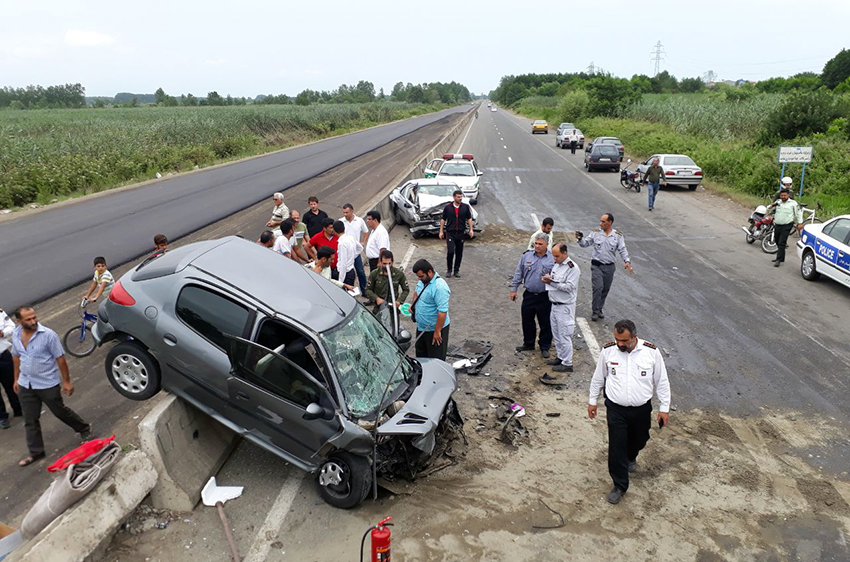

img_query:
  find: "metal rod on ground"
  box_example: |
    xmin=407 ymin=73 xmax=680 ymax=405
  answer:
xmin=217 ymin=502 xmax=241 ymax=562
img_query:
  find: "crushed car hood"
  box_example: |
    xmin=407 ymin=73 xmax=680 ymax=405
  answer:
xmin=377 ymin=358 xmax=457 ymax=454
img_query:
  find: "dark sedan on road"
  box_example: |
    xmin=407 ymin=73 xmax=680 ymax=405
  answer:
xmin=584 ymin=144 xmax=621 ymax=172
xmin=586 ymin=137 xmax=624 ymax=162
xmin=93 ymin=237 xmax=461 ymax=508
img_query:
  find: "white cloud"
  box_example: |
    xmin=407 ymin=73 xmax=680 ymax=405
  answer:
xmin=64 ymin=29 xmax=116 ymax=47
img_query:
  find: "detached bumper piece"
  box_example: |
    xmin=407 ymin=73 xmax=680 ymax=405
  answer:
xmin=447 ymin=340 xmax=493 ymax=375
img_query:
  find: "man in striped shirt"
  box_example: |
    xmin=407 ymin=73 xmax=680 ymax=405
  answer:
xmin=11 ymin=306 xmax=91 ymax=467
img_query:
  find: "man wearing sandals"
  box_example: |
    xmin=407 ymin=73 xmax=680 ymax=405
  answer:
xmin=11 ymin=306 xmax=92 ymax=467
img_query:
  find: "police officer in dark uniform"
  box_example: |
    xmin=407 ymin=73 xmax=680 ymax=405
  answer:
xmin=575 ymin=213 xmax=633 ymax=321
xmin=510 ymin=233 xmax=555 ymax=358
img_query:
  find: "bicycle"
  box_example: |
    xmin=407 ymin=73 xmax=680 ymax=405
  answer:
xmin=761 ymin=202 xmax=823 ymax=254
xmin=63 ymin=300 xmax=98 ymax=358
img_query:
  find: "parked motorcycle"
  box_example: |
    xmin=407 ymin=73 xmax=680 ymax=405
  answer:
xmin=741 ymin=204 xmax=777 ymax=253
xmin=619 ymin=159 xmax=641 ymax=192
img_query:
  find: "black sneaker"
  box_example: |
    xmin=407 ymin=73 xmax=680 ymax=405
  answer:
xmin=552 ymin=364 xmax=573 ymax=373
xmin=546 ymin=358 xmax=562 ymax=366
xmin=591 ymin=313 xmax=599 ymax=321
xmin=445 ymin=271 xmax=453 ymax=278
xmin=0 ymin=418 xmax=9 ymax=430
xmin=515 ymin=345 xmax=534 ymax=352
xmin=628 ymin=460 xmax=637 ymax=473
xmin=80 ymin=425 xmax=93 ymax=441
xmin=453 ymin=271 xmax=461 ymax=278
xmin=607 ymin=487 xmax=626 ymax=504
xmin=597 ymin=311 xmax=605 ymax=319
xmin=541 ymin=349 xmax=550 ymax=359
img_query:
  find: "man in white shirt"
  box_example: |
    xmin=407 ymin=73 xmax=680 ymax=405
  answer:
xmin=334 ymin=220 xmax=359 ymax=288
xmin=305 ymin=247 xmax=354 ymax=291
xmin=341 ymin=203 xmax=369 ymax=294
xmin=0 ymin=308 xmax=22 ymax=429
xmin=527 ymin=217 xmax=555 ymax=251
xmin=272 ymin=220 xmax=297 ymax=261
xmin=365 ymin=210 xmax=391 ymax=271
xmin=588 ymin=319 xmax=671 ymax=505
xmin=266 ymin=193 xmax=289 ymax=238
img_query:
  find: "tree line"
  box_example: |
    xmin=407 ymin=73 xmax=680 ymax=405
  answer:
xmin=1 ymin=80 xmax=472 ymax=110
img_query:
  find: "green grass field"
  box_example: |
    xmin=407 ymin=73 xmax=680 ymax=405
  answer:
xmin=515 ymin=94 xmax=850 ymax=217
xmin=0 ymin=102 xmax=445 ymax=208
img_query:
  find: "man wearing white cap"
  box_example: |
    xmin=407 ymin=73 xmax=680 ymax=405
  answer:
xmin=266 ymin=193 xmax=289 ymax=237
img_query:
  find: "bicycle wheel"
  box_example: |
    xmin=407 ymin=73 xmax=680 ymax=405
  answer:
xmin=64 ymin=325 xmax=97 ymax=357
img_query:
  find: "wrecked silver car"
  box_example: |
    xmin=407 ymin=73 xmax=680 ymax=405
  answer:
xmin=92 ymin=236 xmax=461 ymax=508
xmin=390 ymin=178 xmax=479 ymax=238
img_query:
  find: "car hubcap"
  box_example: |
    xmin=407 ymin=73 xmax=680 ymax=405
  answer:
xmin=802 ymin=255 xmax=814 ymax=276
xmin=319 ymin=461 xmax=345 ymax=487
xmin=111 ymin=354 xmax=148 ymax=394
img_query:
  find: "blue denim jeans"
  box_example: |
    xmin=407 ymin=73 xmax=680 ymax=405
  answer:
xmin=353 ymin=255 xmax=367 ymax=293
xmin=647 ymin=182 xmax=660 ymax=209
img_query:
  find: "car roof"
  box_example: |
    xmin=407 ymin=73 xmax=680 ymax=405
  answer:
xmin=407 ymin=177 xmax=461 ymax=187
xmin=187 ymin=237 xmax=355 ymax=332
xmin=596 ymin=136 xmax=621 ymax=141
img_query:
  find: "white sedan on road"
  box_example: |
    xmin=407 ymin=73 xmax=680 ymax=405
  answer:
xmin=390 ymin=178 xmax=479 ymax=238
xmin=637 ymin=154 xmax=703 ymax=190
xmin=797 ymin=214 xmax=850 ymax=289
xmin=424 ymin=153 xmax=483 ymax=204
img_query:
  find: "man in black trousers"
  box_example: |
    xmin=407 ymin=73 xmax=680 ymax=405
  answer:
xmin=587 ymin=320 xmax=671 ymax=504
xmin=439 ymin=190 xmax=474 ymax=278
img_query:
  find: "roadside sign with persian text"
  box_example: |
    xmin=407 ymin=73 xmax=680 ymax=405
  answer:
xmin=777 ymin=146 xmax=813 ymax=163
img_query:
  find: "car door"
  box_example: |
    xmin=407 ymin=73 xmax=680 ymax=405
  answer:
xmin=159 ymin=283 xmax=255 ymax=415
xmin=396 ymin=181 xmax=418 ymax=225
xmin=224 ymin=335 xmax=341 ymax=467
xmin=424 ymin=159 xmax=443 ymax=178
xmin=816 ymin=219 xmax=850 ymax=286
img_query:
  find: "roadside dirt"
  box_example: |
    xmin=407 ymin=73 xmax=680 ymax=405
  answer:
xmin=104 ymin=231 xmax=850 ymax=561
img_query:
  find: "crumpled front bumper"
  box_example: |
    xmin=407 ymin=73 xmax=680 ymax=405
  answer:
xmin=377 ymin=359 xmax=457 ymax=454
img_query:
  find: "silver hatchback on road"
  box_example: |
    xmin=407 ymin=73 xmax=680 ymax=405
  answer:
xmin=93 ymin=237 xmax=460 ymax=508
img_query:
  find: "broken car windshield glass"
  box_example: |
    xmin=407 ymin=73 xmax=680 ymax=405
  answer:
xmin=320 ymin=306 xmax=410 ymax=418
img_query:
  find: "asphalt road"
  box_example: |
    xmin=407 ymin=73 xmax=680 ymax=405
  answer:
xmin=470 ymin=107 xmax=850 ymax=471
xmin=0 ymin=105 xmax=469 ymax=307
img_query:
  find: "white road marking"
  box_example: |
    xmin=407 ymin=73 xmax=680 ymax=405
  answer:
xmin=503 ymin=145 xmax=507 ymax=149
xmin=457 ymin=113 xmax=476 ymax=152
xmin=500 ymin=110 xmax=850 ymax=369
xmin=244 ymin=474 xmax=304 ymax=562
xmin=508 ymin=157 xmax=513 ymax=162
xmin=531 ymin=213 xmax=540 ymax=228
xmin=577 ymin=317 xmax=600 ymax=362
xmin=500 ymin=137 xmax=504 ymax=141
xmin=515 ymin=176 xmax=522 ymax=184
xmin=400 ymin=243 xmax=417 ymax=270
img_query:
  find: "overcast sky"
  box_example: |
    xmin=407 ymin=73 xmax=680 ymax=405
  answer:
xmin=1 ymin=0 xmax=847 ymax=97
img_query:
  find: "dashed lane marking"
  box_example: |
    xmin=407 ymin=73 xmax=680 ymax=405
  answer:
xmin=244 ymin=474 xmax=304 ymax=562
xmin=503 ymin=145 xmax=507 ymax=149
xmin=515 ymin=176 xmax=522 ymax=184
xmin=531 ymin=213 xmax=540 ymax=229
xmin=508 ymin=157 xmax=513 ymax=162
xmin=577 ymin=317 xmax=600 ymax=362
xmin=400 ymin=243 xmax=417 ymax=270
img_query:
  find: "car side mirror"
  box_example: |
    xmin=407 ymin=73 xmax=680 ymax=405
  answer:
xmin=477 ymin=171 xmax=484 ymax=176
xmin=303 ymin=402 xmax=335 ymax=421
xmin=396 ymin=329 xmax=412 ymax=345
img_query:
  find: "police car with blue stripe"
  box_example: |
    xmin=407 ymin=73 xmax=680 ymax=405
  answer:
xmin=797 ymin=214 xmax=850 ymax=289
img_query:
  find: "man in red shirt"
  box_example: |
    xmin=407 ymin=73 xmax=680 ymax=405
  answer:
xmin=305 ymin=218 xmax=340 ymax=279
xmin=439 ymin=190 xmax=474 ymax=278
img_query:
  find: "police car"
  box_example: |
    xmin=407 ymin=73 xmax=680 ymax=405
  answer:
xmin=797 ymin=214 xmax=850 ymax=289
xmin=423 ymin=153 xmax=483 ymax=204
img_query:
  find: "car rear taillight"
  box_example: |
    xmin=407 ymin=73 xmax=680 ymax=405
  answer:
xmin=665 ymin=171 xmax=675 ymax=176
xmin=695 ymin=171 xmax=703 ymax=176
xmin=109 ymin=280 xmax=136 ymax=306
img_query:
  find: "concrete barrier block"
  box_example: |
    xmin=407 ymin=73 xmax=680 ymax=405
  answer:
xmin=139 ymin=394 xmax=238 ymax=512
xmin=8 ymin=451 xmax=156 ymax=562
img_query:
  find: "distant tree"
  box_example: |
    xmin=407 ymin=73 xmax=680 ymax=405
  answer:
xmin=9 ymin=100 xmax=24 ymax=110
xmin=822 ymin=48 xmax=850 ymax=89
xmin=206 ymin=91 xmax=224 ymax=106
xmin=650 ymin=71 xmax=678 ymax=93
xmin=295 ymin=90 xmax=313 ymax=105
xmin=585 ymin=76 xmax=641 ymax=116
xmin=390 ymin=82 xmax=406 ymax=101
xmin=759 ymin=90 xmax=841 ymax=143
xmin=154 ymin=87 xmax=167 ymax=105
xmin=93 ymin=98 xmax=106 ymax=108
xmin=378 ymin=87 xmax=385 ymax=99
xmin=630 ymin=74 xmax=653 ymax=93
xmin=679 ymin=77 xmax=705 ymax=93
xmin=786 ymin=72 xmax=821 ymax=91
xmin=182 ymin=93 xmax=198 ymax=106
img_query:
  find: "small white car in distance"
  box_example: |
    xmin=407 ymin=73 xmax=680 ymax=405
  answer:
xmin=637 ymin=154 xmax=703 ymax=190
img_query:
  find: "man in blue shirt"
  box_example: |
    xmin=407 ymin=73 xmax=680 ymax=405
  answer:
xmin=510 ymin=234 xmax=556 ymax=358
xmin=11 ymin=306 xmax=91 ymax=467
xmin=411 ymin=259 xmax=451 ymax=361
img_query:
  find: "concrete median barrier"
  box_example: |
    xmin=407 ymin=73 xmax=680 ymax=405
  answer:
xmin=139 ymin=394 xmax=239 ymax=512
xmin=7 ymin=451 xmax=156 ymax=562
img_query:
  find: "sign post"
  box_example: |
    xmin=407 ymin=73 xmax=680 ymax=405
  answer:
xmin=777 ymin=146 xmax=813 ymax=199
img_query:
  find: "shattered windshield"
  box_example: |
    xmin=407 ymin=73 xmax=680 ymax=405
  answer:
xmin=418 ymin=183 xmax=456 ymax=197
xmin=320 ymin=306 xmax=410 ymax=418
xmin=439 ymin=162 xmax=475 ymax=177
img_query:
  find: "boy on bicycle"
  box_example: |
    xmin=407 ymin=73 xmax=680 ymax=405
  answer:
xmin=82 ymin=257 xmax=114 ymax=304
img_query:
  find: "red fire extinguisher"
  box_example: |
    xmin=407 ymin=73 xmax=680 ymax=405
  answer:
xmin=360 ymin=516 xmax=393 ymax=562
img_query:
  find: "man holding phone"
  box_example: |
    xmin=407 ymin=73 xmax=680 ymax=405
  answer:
xmin=587 ymin=319 xmax=670 ymax=505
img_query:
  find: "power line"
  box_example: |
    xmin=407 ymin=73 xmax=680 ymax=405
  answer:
xmin=650 ymin=40 xmax=666 ymax=76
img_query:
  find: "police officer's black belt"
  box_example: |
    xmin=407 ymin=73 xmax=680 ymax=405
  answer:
xmin=591 ymin=260 xmax=615 ymax=267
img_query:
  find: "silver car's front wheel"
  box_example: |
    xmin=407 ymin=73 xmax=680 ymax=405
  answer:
xmin=105 ymin=342 xmax=161 ymax=400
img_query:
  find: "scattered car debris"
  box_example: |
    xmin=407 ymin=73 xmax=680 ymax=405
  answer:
xmin=532 ymin=499 xmax=567 ymax=530
xmin=447 ymin=340 xmax=493 ymax=375
xmin=545 ymin=413 xmax=561 ymax=418
xmin=539 ymin=373 xmax=567 ymax=388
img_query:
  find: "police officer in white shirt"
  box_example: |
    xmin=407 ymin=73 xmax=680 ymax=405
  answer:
xmin=575 ymin=213 xmax=633 ymax=321
xmin=542 ymin=243 xmax=580 ymax=373
xmin=588 ymin=319 xmax=670 ymax=505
